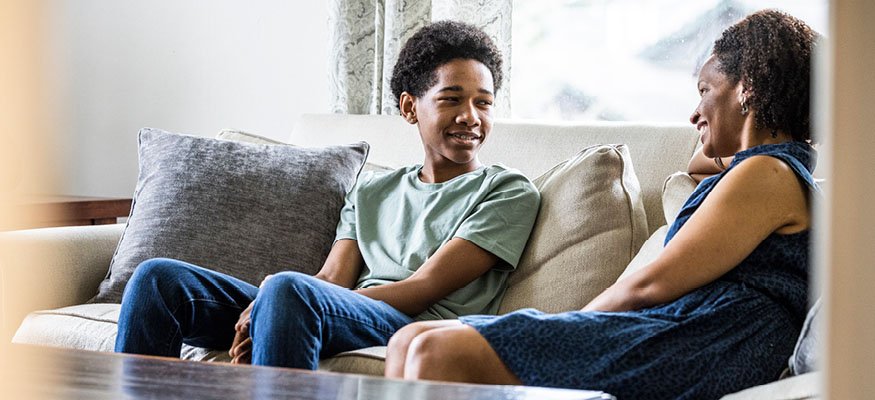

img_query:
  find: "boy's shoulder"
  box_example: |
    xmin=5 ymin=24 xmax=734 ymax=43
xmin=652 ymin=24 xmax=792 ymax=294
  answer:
xmin=354 ymin=165 xmax=417 ymax=190
xmin=482 ymin=164 xmax=536 ymax=189
xmin=361 ymin=165 xmax=417 ymax=181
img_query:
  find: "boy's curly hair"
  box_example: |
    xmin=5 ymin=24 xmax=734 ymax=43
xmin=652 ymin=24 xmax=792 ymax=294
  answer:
xmin=713 ymin=9 xmax=820 ymax=143
xmin=390 ymin=20 xmax=503 ymax=106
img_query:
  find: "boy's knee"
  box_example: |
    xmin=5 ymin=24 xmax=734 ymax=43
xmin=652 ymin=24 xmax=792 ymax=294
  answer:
xmin=129 ymin=258 xmax=184 ymax=286
xmin=254 ymin=272 xmax=324 ymax=317
xmin=259 ymin=271 xmax=317 ymax=296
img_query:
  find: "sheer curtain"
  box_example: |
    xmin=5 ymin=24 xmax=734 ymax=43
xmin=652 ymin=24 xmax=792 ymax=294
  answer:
xmin=328 ymin=0 xmax=512 ymax=116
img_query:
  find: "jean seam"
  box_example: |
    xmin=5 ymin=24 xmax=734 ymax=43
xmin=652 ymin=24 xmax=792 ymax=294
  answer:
xmin=321 ymin=309 xmax=405 ymax=336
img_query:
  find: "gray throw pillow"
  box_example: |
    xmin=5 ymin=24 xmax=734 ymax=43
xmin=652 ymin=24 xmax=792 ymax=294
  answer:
xmin=91 ymin=127 xmax=368 ymax=303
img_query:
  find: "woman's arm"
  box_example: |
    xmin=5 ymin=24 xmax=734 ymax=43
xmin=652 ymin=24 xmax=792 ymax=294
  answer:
xmin=688 ymin=147 xmax=733 ymax=183
xmin=583 ymin=155 xmax=811 ymax=312
xmin=313 ymin=239 xmax=365 ymax=288
xmin=356 ymin=238 xmax=499 ymax=316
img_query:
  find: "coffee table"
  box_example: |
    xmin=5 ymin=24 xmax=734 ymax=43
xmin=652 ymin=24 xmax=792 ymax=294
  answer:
xmin=4 ymin=345 xmax=614 ymax=399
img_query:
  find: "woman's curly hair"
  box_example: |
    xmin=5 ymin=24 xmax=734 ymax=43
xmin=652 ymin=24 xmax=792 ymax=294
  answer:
xmin=390 ymin=20 xmax=503 ymax=106
xmin=713 ymin=9 xmax=820 ymax=143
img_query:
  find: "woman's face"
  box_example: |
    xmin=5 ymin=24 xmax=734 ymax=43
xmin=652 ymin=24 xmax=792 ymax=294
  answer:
xmin=406 ymin=58 xmax=494 ymax=172
xmin=690 ymin=56 xmax=746 ymax=158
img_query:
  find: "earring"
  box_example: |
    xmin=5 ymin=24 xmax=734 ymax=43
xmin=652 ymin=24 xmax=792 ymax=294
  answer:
xmin=740 ymin=99 xmax=749 ymax=116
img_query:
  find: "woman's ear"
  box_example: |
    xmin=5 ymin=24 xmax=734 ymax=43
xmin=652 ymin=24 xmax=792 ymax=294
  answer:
xmin=736 ymin=82 xmax=753 ymax=105
xmin=737 ymin=83 xmax=753 ymax=116
xmin=399 ymin=92 xmax=418 ymax=124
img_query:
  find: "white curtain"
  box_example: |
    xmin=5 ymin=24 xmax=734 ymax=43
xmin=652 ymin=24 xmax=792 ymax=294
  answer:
xmin=328 ymin=0 xmax=513 ymax=116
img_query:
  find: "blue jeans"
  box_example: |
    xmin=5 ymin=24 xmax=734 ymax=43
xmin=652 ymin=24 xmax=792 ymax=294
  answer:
xmin=114 ymin=258 xmax=414 ymax=369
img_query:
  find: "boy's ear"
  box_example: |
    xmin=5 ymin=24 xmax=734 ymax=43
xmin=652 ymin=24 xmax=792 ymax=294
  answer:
xmin=399 ymin=92 xmax=417 ymax=125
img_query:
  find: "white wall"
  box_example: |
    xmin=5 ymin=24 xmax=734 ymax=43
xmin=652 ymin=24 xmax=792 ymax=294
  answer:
xmin=45 ymin=1 xmax=330 ymax=197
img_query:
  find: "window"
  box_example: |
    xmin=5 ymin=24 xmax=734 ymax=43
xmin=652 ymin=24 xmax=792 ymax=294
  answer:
xmin=511 ymin=0 xmax=828 ymax=122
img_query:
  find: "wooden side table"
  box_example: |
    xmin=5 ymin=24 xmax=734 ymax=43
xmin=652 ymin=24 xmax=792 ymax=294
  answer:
xmin=4 ymin=195 xmax=132 ymax=230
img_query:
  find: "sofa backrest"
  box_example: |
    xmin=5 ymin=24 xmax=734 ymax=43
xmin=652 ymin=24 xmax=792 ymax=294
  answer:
xmin=290 ymin=113 xmax=700 ymax=233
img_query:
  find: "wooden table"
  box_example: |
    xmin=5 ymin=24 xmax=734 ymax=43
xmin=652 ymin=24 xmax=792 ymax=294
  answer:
xmin=3 ymin=345 xmax=614 ymax=400
xmin=4 ymin=195 xmax=132 ymax=230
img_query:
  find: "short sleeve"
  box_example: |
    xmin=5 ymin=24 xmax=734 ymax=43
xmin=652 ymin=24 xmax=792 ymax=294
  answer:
xmin=454 ymin=172 xmax=540 ymax=269
xmin=335 ymin=174 xmax=366 ymax=241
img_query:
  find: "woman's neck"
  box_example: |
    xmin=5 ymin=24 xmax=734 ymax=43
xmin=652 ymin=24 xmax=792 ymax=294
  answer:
xmin=738 ymin=117 xmax=793 ymax=150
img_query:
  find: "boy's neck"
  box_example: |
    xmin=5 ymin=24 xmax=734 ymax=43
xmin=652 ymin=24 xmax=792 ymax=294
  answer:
xmin=419 ymin=162 xmax=483 ymax=184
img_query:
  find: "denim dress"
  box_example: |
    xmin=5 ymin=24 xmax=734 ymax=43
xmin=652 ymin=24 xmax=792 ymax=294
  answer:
xmin=461 ymin=141 xmax=819 ymax=400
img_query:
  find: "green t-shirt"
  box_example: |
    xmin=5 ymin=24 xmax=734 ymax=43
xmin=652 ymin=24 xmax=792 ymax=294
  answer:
xmin=335 ymin=164 xmax=540 ymax=320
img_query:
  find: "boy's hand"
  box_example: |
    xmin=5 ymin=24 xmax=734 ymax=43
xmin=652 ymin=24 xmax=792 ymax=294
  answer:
xmin=228 ymin=275 xmax=274 ymax=364
xmin=229 ymin=301 xmax=255 ymax=364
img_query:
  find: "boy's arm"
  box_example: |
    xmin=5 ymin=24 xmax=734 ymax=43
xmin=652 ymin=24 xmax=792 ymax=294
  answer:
xmin=314 ymin=239 xmax=365 ymax=289
xmin=355 ymin=238 xmax=499 ymax=316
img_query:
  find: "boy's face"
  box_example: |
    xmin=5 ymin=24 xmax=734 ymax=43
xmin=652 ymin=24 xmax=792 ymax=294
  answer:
xmin=409 ymin=59 xmax=495 ymax=172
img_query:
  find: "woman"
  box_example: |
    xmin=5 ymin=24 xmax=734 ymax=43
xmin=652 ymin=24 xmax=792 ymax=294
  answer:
xmin=114 ymin=20 xmax=540 ymax=369
xmin=385 ymin=10 xmax=819 ymax=399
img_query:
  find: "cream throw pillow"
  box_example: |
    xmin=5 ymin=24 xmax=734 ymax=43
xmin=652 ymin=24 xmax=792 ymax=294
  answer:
xmin=498 ymin=144 xmax=647 ymax=314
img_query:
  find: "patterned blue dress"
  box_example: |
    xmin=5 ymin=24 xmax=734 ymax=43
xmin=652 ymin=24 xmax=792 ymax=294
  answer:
xmin=460 ymin=142 xmax=819 ymax=400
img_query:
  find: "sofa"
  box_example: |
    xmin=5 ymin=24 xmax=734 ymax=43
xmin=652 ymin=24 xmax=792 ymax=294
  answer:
xmin=0 ymin=113 xmax=819 ymax=399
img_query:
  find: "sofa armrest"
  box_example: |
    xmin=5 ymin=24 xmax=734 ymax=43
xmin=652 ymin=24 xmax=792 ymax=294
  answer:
xmin=0 ymin=224 xmax=123 ymax=342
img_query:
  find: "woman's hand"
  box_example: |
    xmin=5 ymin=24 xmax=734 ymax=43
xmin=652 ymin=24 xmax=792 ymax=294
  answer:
xmin=688 ymin=147 xmax=733 ymax=183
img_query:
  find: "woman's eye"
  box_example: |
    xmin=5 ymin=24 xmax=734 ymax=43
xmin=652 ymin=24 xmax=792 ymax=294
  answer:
xmin=477 ymin=100 xmax=493 ymax=106
xmin=698 ymin=88 xmax=707 ymax=96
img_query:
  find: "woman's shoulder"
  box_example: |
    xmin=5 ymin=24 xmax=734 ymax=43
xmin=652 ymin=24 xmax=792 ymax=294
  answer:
xmin=729 ymin=141 xmax=819 ymax=193
xmin=732 ymin=141 xmax=816 ymax=172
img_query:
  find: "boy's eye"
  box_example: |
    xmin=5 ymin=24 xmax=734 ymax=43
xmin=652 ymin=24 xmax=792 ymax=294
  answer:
xmin=439 ymin=97 xmax=460 ymax=102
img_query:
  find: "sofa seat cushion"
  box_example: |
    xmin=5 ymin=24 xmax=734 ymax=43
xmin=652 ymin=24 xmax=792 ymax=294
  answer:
xmin=12 ymin=304 xmax=387 ymax=375
xmin=13 ymin=304 xmax=120 ymax=352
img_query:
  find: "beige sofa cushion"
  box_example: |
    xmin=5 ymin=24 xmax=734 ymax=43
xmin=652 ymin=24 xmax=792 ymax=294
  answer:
xmin=617 ymin=172 xmax=698 ymax=281
xmin=616 ymin=226 xmax=668 ymax=282
xmin=498 ymin=144 xmax=647 ymax=314
xmin=662 ymin=172 xmax=698 ymax=225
